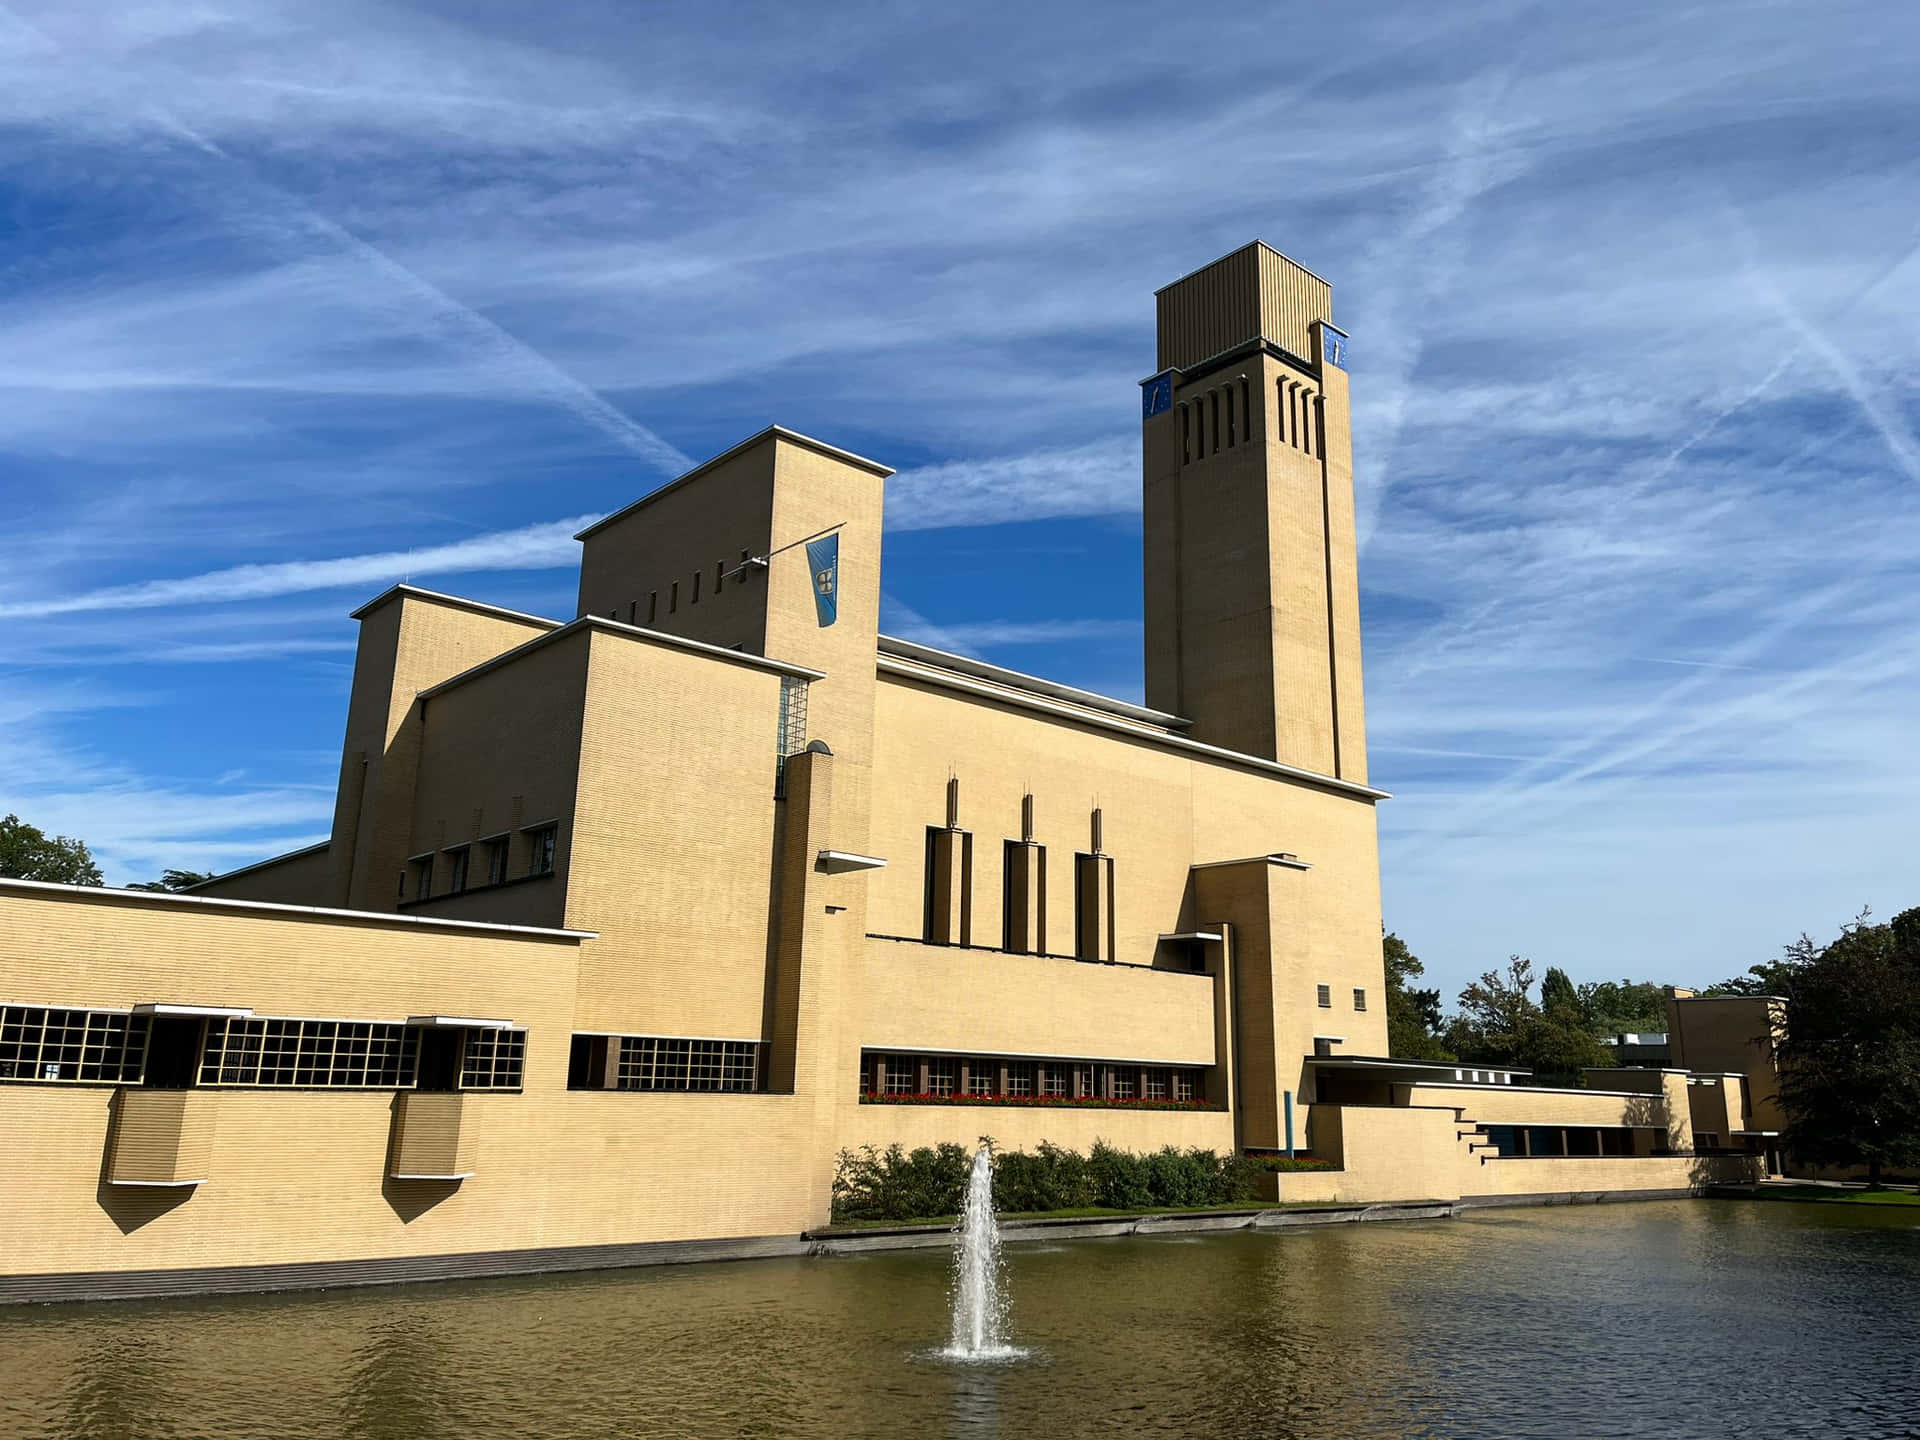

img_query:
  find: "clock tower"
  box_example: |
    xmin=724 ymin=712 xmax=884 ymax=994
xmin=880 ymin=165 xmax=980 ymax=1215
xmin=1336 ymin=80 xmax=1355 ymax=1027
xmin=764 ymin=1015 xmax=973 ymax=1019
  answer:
xmin=1140 ymin=242 xmax=1367 ymax=784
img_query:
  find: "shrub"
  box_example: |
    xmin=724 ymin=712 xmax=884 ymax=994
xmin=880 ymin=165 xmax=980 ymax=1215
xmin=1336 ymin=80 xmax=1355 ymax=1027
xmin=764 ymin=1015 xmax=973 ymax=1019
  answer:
xmin=830 ymin=1140 xmax=1259 ymax=1222
xmin=1243 ymin=1152 xmax=1336 ymax=1173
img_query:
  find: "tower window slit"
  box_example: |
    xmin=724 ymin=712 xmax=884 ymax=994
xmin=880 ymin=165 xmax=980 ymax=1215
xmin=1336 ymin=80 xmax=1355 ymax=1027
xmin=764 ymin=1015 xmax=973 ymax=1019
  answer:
xmin=692 ymin=571 xmax=701 ymax=604
xmin=1241 ymin=377 xmax=1251 ymax=441
xmin=1210 ymin=391 xmax=1220 ymax=453
xmin=1224 ymin=384 xmax=1235 ymax=448
xmin=1180 ymin=403 xmax=1190 ymax=464
xmin=669 ymin=582 xmax=679 ymax=614
xmin=648 ymin=591 xmax=658 ymax=623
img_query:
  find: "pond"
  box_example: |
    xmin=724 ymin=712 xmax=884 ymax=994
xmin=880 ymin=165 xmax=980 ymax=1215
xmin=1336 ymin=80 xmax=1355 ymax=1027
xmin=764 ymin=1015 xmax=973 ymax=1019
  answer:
xmin=2 ymin=1200 xmax=1915 ymax=1439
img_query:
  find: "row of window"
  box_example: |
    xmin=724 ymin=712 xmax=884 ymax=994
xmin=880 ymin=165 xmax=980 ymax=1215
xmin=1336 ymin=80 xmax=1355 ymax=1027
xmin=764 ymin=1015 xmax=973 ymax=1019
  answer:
xmin=863 ymin=1051 xmax=1203 ymax=1104
xmin=0 ymin=1005 xmax=149 ymax=1084
xmin=0 ymin=1005 xmax=526 ymax=1092
xmin=1316 ymin=984 xmax=1367 ymax=1013
xmin=618 ymin=550 xmax=758 ymax=627
xmin=1177 ymin=377 xmax=1324 ymax=464
xmin=406 ymin=822 xmax=556 ymax=903
xmin=919 ymin=828 xmax=1116 ymax=962
xmin=567 ymin=1034 xmax=762 ymax=1092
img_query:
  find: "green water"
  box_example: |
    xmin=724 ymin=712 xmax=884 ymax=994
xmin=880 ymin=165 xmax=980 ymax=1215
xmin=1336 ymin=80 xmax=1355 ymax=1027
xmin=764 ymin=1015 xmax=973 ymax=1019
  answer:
xmin=1 ymin=1200 xmax=1915 ymax=1439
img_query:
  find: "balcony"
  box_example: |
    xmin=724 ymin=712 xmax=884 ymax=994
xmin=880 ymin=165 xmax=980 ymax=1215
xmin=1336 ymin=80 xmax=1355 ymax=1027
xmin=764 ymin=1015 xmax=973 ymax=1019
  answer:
xmin=387 ymin=1091 xmax=475 ymax=1181
xmin=106 ymin=1088 xmax=217 ymax=1187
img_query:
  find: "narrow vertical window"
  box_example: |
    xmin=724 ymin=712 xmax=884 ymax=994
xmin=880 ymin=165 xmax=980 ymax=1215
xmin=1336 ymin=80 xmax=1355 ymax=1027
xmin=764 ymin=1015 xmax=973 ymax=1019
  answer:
xmin=1210 ymin=391 xmax=1220 ymax=453
xmin=1180 ymin=403 xmax=1190 ymax=464
xmin=669 ymin=582 xmax=679 ymax=614
xmin=648 ymin=591 xmax=658 ymax=623
xmin=715 ymin=560 xmax=725 ymax=594
xmin=1241 ymin=377 xmax=1251 ymax=441
xmin=1278 ymin=379 xmax=1290 ymax=447
xmin=627 ymin=601 xmax=637 ymax=623
xmin=1316 ymin=984 xmax=1331 ymax=1008
xmin=691 ymin=571 xmax=701 ymax=605
xmin=1353 ymin=988 xmax=1367 ymax=1012
xmin=1224 ymin=384 xmax=1235 ymax=448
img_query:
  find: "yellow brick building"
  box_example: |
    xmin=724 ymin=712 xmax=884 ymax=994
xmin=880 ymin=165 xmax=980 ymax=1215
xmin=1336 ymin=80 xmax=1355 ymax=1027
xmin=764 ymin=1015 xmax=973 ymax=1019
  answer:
xmin=0 ymin=243 xmax=1756 ymax=1302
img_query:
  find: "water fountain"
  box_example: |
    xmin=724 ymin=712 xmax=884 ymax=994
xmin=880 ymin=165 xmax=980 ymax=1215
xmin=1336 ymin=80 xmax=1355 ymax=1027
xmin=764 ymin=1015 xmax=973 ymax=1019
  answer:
xmin=942 ymin=1141 xmax=1024 ymax=1362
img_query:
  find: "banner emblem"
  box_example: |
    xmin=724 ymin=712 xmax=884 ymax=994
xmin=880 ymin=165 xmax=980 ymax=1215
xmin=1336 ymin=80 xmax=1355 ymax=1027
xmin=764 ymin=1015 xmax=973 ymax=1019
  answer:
xmin=805 ymin=533 xmax=839 ymax=628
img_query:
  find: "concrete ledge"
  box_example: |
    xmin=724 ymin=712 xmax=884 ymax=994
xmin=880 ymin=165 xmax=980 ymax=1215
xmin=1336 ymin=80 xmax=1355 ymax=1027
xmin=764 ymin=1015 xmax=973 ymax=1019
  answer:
xmin=1457 ymin=1188 xmax=1696 ymax=1210
xmin=0 ymin=1234 xmax=811 ymax=1308
xmin=806 ymin=1201 xmax=1458 ymax=1254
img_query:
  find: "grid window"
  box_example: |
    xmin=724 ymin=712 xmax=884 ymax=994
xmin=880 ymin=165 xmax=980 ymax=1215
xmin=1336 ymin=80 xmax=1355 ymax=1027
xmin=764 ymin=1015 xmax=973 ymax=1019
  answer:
xmin=1353 ymin=988 xmax=1367 ymax=1012
xmin=1172 ymin=1070 xmax=1197 ymax=1102
xmin=1316 ymin=984 xmax=1332 ymax=1008
xmin=1040 ymin=1065 xmax=1067 ymax=1098
xmin=484 ymin=836 xmax=510 ymax=886
xmin=0 ymin=1005 xmax=148 ymax=1085
xmin=615 ymin=1036 xmax=759 ymax=1093
xmin=965 ymin=1062 xmax=995 ymax=1097
xmin=1144 ymin=1068 xmax=1169 ymax=1101
xmin=884 ymin=1055 xmax=916 ymax=1095
xmin=1110 ymin=1069 xmax=1137 ymax=1100
xmin=460 ymin=1028 xmax=527 ymax=1090
xmin=199 ymin=1017 xmax=416 ymax=1088
xmin=1005 ymin=1061 xmax=1034 ymax=1097
xmin=926 ymin=1057 xmax=956 ymax=1097
xmin=1073 ymin=1063 xmax=1097 ymax=1098
xmin=526 ymin=826 xmax=556 ymax=877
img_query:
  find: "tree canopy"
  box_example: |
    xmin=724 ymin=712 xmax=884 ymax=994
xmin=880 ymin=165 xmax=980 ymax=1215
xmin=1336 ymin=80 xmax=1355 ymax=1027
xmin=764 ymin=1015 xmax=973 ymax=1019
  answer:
xmin=126 ymin=869 xmax=215 ymax=893
xmin=1773 ymin=908 xmax=1920 ymax=1185
xmin=1443 ymin=956 xmax=1610 ymax=1081
xmin=1384 ymin=931 xmax=1453 ymax=1061
xmin=0 ymin=814 xmax=103 ymax=886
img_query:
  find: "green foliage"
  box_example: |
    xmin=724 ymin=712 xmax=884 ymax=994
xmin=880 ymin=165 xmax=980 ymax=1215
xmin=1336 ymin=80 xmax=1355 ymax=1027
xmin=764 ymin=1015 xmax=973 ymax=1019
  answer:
xmin=1383 ymin=931 xmax=1453 ymax=1061
xmin=1775 ymin=908 xmax=1920 ymax=1185
xmin=125 ymin=868 xmax=215 ymax=893
xmin=1541 ymin=966 xmax=1580 ymax=1019
xmin=828 ymin=1141 xmax=1258 ymax=1222
xmin=1575 ymin=978 xmax=1670 ymax=1037
xmin=0 ymin=814 xmax=103 ymax=886
xmin=1244 ymin=1154 xmax=1336 ymax=1173
xmin=1445 ymin=955 xmax=1608 ymax=1083
xmin=1704 ymin=953 xmax=1806 ymax=998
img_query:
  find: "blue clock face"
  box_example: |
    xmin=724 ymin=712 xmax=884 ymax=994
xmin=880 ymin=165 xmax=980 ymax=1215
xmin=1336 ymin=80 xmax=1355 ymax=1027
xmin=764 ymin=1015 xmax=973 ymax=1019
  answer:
xmin=1323 ymin=331 xmax=1349 ymax=370
xmin=1141 ymin=372 xmax=1173 ymax=419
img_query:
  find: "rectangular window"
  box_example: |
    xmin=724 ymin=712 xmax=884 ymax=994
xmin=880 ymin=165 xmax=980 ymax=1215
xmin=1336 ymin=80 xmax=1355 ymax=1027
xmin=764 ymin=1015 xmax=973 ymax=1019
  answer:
xmin=1074 ymin=1062 xmax=1098 ymax=1098
xmin=525 ymin=825 xmax=556 ymax=876
xmin=1143 ymin=1068 xmax=1168 ymax=1100
xmin=670 ymin=581 xmax=679 ymax=613
xmin=715 ymin=560 xmax=725 ymax=594
xmin=0 ymin=1005 xmax=149 ymax=1085
xmin=446 ymin=847 xmax=470 ymax=894
xmin=1353 ymin=988 xmax=1367 ymax=1012
xmin=1171 ymin=1070 xmax=1196 ymax=1103
xmin=459 ymin=1028 xmax=527 ymax=1091
xmin=884 ymin=1055 xmax=916 ymax=1095
xmin=483 ymin=835 xmax=510 ymax=886
xmin=1110 ymin=1069 xmax=1137 ymax=1101
xmin=691 ymin=571 xmax=701 ymax=604
xmin=1316 ymin=984 xmax=1332 ymax=1008
xmin=926 ymin=1057 xmax=956 ymax=1097
xmin=411 ymin=854 xmax=434 ymax=900
xmin=611 ymin=1035 xmax=759 ymax=1093
xmin=1040 ymin=1065 xmax=1067 ymax=1098
xmin=1005 ymin=1061 xmax=1034 ymax=1097
xmin=648 ymin=591 xmax=658 ymax=623
xmin=965 ymin=1062 xmax=994 ymax=1097
xmin=199 ymin=1016 xmax=416 ymax=1088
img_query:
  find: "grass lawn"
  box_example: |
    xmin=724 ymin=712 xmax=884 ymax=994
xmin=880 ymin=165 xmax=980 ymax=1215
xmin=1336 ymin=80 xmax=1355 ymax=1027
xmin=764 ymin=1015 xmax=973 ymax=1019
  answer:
xmin=1743 ymin=1185 xmax=1920 ymax=1206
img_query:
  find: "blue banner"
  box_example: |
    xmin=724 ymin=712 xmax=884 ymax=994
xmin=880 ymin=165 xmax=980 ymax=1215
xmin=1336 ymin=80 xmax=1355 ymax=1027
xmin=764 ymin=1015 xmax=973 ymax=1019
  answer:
xmin=805 ymin=533 xmax=839 ymax=627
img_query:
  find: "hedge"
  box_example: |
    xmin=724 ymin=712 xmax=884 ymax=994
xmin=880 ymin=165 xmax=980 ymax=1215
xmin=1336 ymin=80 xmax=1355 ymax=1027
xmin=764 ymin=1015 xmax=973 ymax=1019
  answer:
xmin=830 ymin=1140 xmax=1260 ymax=1222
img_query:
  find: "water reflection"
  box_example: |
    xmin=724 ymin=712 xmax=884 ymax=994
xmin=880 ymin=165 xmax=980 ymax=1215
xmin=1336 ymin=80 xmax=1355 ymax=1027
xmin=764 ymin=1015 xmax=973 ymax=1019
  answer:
xmin=0 ymin=1202 xmax=1914 ymax=1440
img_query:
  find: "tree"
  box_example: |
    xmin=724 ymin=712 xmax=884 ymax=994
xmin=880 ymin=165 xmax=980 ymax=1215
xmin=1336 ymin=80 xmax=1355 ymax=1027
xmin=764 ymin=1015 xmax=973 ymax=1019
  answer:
xmin=126 ymin=869 xmax=215 ymax=893
xmin=1541 ymin=966 xmax=1580 ymax=1020
xmin=1704 ymin=954 xmax=1805 ymax=998
xmin=1774 ymin=908 xmax=1920 ymax=1187
xmin=1576 ymin=978 xmax=1669 ymax=1036
xmin=1445 ymin=956 xmax=1608 ymax=1083
xmin=0 ymin=814 xmax=103 ymax=886
xmin=1384 ymin=931 xmax=1453 ymax=1060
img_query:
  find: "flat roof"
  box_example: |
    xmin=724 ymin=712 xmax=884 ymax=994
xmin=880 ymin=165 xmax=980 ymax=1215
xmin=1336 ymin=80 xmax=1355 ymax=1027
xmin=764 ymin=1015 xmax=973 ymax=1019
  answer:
xmin=0 ymin=876 xmax=596 ymax=941
xmin=877 ymin=651 xmax=1390 ymax=802
xmin=1310 ymin=1054 xmax=1533 ymax=1077
xmin=418 ymin=614 xmax=827 ymax=701
xmin=185 ymin=839 xmax=329 ymax=892
xmin=877 ymin=635 xmax=1189 ymax=730
xmin=575 ymin=425 xmax=893 ymax=541
xmin=349 ymin=583 xmax=564 ymax=628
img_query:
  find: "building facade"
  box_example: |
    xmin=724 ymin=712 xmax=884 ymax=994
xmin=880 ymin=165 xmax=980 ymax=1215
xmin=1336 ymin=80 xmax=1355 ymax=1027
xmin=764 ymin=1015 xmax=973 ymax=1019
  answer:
xmin=0 ymin=244 xmax=1756 ymax=1303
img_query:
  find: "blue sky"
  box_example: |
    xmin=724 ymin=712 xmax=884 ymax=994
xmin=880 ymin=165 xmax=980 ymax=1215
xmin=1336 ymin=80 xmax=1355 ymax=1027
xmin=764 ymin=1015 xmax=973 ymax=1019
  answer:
xmin=2 ymin=1 xmax=1916 ymax=1002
